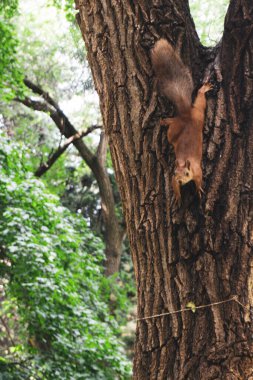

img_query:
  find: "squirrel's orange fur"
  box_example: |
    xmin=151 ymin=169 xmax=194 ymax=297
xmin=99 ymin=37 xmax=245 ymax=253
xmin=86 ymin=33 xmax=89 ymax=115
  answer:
xmin=151 ymin=39 xmax=212 ymax=203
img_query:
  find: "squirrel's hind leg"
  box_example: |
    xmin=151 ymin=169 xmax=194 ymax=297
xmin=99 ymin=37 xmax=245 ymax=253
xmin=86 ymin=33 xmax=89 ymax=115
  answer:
xmin=160 ymin=117 xmax=182 ymax=144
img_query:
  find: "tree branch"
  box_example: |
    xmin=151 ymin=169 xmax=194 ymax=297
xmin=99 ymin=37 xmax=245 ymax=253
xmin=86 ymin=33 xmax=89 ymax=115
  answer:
xmin=14 ymin=97 xmax=53 ymax=114
xmin=0 ymin=316 xmax=16 ymax=347
xmin=35 ymin=125 xmax=101 ymax=177
xmin=15 ymin=79 xmax=124 ymax=275
xmin=15 ymin=86 xmax=96 ymax=169
xmin=24 ymin=78 xmax=59 ymax=109
xmin=97 ymin=130 xmax=108 ymax=166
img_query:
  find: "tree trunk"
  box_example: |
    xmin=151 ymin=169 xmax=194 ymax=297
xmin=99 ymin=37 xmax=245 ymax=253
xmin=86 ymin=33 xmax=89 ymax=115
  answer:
xmin=92 ymin=156 xmax=125 ymax=276
xmin=76 ymin=0 xmax=253 ymax=378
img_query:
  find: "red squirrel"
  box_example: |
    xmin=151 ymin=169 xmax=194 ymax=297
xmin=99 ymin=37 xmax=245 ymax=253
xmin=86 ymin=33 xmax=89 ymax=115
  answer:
xmin=151 ymin=39 xmax=212 ymax=203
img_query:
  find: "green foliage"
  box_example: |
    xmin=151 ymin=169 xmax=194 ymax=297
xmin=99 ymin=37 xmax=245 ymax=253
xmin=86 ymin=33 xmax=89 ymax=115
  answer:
xmin=0 ymin=133 xmax=131 ymax=379
xmin=189 ymin=0 xmax=229 ymax=45
xmin=0 ymin=0 xmax=25 ymax=101
xmin=100 ymin=271 xmax=136 ymax=323
xmin=0 ymin=0 xmax=18 ymax=18
xmin=0 ymin=0 xmax=100 ymax=199
xmin=50 ymin=0 xmax=77 ymax=22
xmin=60 ymin=155 xmax=123 ymax=232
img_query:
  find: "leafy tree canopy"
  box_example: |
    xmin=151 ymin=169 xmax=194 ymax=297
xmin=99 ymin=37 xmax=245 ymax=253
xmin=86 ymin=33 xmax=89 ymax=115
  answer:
xmin=0 ymin=0 xmax=101 ymax=206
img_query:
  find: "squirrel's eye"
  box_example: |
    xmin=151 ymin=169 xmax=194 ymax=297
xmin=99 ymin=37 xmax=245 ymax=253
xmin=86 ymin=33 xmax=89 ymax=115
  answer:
xmin=186 ymin=172 xmax=189 ymax=176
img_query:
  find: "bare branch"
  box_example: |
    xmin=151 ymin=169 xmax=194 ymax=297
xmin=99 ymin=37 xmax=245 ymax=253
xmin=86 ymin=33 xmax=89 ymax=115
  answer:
xmin=15 ymin=79 xmax=123 ymax=275
xmin=35 ymin=125 xmax=101 ymax=177
xmin=15 ymin=86 xmax=96 ymax=168
xmin=14 ymin=97 xmax=53 ymax=114
xmin=24 ymin=78 xmax=59 ymax=109
xmin=0 ymin=316 xmax=16 ymax=347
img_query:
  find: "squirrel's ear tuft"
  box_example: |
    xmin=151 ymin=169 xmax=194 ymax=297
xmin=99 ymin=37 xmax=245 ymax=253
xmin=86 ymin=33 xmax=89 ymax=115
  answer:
xmin=185 ymin=159 xmax=191 ymax=169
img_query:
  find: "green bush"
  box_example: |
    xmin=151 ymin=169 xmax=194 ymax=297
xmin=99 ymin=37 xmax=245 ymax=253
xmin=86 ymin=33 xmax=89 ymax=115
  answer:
xmin=0 ymin=133 xmax=131 ymax=379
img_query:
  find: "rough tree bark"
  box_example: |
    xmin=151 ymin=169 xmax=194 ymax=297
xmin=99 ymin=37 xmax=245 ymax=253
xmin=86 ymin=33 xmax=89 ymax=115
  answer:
xmin=76 ymin=0 xmax=253 ymax=378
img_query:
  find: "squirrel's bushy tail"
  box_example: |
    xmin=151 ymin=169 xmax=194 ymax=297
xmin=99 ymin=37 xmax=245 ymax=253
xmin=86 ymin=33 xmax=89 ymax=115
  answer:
xmin=151 ymin=39 xmax=193 ymax=114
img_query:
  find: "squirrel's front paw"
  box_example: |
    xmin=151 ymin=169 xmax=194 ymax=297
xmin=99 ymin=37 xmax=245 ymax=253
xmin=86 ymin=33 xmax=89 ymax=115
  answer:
xmin=199 ymin=83 xmax=213 ymax=94
xmin=172 ymin=176 xmax=182 ymax=205
xmin=197 ymin=186 xmax=204 ymax=200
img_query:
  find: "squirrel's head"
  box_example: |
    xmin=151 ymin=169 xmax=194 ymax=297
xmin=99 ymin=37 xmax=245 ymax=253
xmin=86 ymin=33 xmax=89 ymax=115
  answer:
xmin=174 ymin=159 xmax=193 ymax=186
